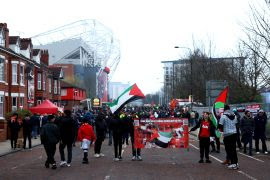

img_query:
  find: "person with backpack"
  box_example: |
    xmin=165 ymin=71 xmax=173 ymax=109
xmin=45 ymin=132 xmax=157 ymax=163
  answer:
xmin=40 ymin=115 xmax=60 ymax=169
xmin=190 ymin=112 xmax=215 ymax=163
xmin=77 ymin=117 xmax=96 ymax=164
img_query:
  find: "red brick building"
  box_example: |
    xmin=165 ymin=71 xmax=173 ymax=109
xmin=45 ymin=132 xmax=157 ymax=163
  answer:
xmin=0 ymin=23 xmax=63 ymax=141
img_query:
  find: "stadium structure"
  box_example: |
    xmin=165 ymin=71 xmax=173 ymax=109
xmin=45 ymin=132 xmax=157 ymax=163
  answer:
xmin=31 ymin=19 xmax=120 ymax=102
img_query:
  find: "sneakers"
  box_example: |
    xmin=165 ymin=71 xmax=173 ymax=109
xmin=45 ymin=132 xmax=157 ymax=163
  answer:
xmin=227 ymin=164 xmax=238 ymax=170
xmin=256 ymin=151 xmax=260 ymax=154
xmin=137 ymin=156 xmax=142 ymax=161
xmin=205 ymin=159 xmax=212 ymax=163
xmin=51 ymin=163 xmax=57 ymax=170
xmin=82 ymin=158 xmax=89 ymax=164
xmin=198 ymin=159 xmax=204 ymax=163
xmin=132 ymin=156 xmax=136 ymax=161
xmin=60 ymin=161 xmax=67 ymax=167
xmin=118 ymin=156 xmax=123 ymax=161
xmin=66 ymin=163 xmax=71 ymax=167
xmin=264 ymin=151 xmax=268 ymax=154
xmin=94 ymin=154 xmax=100 ymax=158
xmin=113 ymin=158 xmax=120 ymax=161
xmin=100 ymin=153 xmax=105 ymax=157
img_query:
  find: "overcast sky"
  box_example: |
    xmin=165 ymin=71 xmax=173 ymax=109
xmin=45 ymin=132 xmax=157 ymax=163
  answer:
xmin=2 ymin=0 xmax=254 ymax=94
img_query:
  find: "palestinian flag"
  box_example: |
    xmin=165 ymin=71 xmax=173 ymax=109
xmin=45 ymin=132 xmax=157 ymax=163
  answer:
xmin=108 ymin=83 xmax=145 ymax=114
xmin=211 ymin=86 xmax=228 ymax=128
xmin=152 ymin=130 xmax=173 ymax=148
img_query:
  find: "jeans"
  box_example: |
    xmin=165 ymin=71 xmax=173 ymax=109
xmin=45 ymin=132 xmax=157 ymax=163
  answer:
xmin=32 ymin=126 xmax=38 ymax=138
xmin=113 ymin=133 xmax=123 ymax=158
xmin=44 ymin=143 xmax=56 ymax=164
xmin=224 ymin=134 xmax=238 ymax=164
xmin=59 ymin=142 xmax=73 ymax=163
xmin=10 ymin=131 xmax=19 ymax=149
xmin=255 ymin=138 xmax=268 ymax=152
xmin=23 ymin=131 xmax=32 ymax=149
xmin=243 ymin=134 xmax=253 ymax=155
xmin=199 ymin=137 xmax=210 ymax=160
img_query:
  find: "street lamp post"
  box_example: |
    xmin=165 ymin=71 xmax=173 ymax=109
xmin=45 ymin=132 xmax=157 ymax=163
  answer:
xmin=174 ymin=46 xmax=193 ymax=110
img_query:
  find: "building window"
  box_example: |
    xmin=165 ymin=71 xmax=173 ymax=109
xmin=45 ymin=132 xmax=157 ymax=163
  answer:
xmin=37 ymin=100 xmax=42 ymax=105
xmin=12 ymin=63 xmax=17 ymax=84
xmin=0 ymin=96 xmax=3 ymax=117
xmin=0 ymin=30 xmax=4 ymax=47
xmin=0 ymin=58 xmax=5 ymax=81
xmin=43 ymin=73 xmax=46 ymax=91
xmin=58 ymin=81 xmax=60 ymax=94
xmin=12 ymin=97 xmax=17 ymax=111
xmin=61 ymin=89 xmax=67 ymax=96
xmin=20 ymin=65 xmax=24 ymax=85
xmin=54 ymin=80 xmax=57 ymax=94
xmin=20 ymin=97 xmax=24 ymax=108
xmin=48 ymin=79 xmax=52 ymax=93
xmin=38 ymin=73 xmax=41 ymax=90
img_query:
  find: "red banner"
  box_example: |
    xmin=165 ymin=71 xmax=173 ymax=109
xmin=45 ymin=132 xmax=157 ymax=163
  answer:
xmin=134 ymin=118 xmax=189 ymax=149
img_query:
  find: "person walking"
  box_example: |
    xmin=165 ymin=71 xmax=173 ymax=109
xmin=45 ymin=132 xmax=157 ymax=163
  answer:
xmin=233 ymin=109 xmax=243 ymax=150
xmin=190 ymin=112 xmax=215 ymax=163
xmin=219 ymin=105 xmax=239 ymax=170
xmin=8 ymin=113 xmax=21 ymax=150
xmin=40 ymin=115 xmax=60 ymax=169
xmin=110 ymin=113 xmax=124 ymax=161
xmin=22 ymin=114 xmax=33 ymax=150
xmin=77 ymin=117 xmax=96 ymax=164
xmin=240 ymin=110 xmax=254 ymax=156
xmin=57 ymin=110 xmax=76 ymax=167
xmin=254 ymin=109 xmax=268 ymax=154
xmin=30 ymin=113 xmax=40 ymax=139
xmin=94 ymin=111 xmax=107 ymax=157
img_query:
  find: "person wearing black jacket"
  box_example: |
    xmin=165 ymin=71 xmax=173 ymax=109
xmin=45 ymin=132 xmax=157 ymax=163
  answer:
xmin=240 ymin=110 xmax=254 ymax=156
xmin=254 ymin=110 xmax=268 ymax=154
xmin=23 ymin=114 xmax=33 ymax=149
xmin=57 ymin=110 xmax=76 ymax=167
xmin=110 ymin=113 xmax=124 ymax=161
xmin=233 ymin=109 xmax=243 ymax=150
xmin=40 ymin=115 xmax=60 ymax=169
xmin=94 ymin=112 xmax=107 ymax=157
xmin=190 ymin=112 xmax=215 ymax=163
xmin=8 ymin=113 xmax=21 ymax=149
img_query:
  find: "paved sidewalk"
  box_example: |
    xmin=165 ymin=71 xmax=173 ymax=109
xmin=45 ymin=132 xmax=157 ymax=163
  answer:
xmin=0 ymin=137 xmax=41 ymax=157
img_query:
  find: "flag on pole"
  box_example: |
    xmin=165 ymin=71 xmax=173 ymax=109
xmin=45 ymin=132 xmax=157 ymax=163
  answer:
xmin=211 ymin=86 xmax=229 ymax=128
xmin=108 ymin=83 xmax=145 ymax=114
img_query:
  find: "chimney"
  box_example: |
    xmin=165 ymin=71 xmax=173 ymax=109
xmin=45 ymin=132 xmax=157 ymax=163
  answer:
xmin=0 ymin=23 xmax=9 ymax=48
xmin=41 ymin=50 xmax=49 ymax=66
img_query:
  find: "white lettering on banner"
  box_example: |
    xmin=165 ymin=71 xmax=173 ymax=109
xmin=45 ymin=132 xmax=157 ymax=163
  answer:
xmin=140 ymin=119 xmax=185 ymax=123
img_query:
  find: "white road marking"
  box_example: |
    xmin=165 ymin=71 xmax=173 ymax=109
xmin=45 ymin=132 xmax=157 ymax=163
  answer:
xmin=238 ymin=171 xmax=257 ymax=180
xmin=11 ymin=166 xmax=17 ymax=170
xmin=190 ymin=143 xmax=258 ymax=180
xmin=104 ymin=175 xmax=110 ymax=180
xmin=238 ymin=152 xmax=264 ymax=163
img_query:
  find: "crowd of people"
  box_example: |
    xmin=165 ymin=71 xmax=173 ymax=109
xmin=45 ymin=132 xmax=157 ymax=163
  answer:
xmin=7 ymin=104 xmax=268 ymax=171
xmin=189 ymin=105 xmax=268 ymax=170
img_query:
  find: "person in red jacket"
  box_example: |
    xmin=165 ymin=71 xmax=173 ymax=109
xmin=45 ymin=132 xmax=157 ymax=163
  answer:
xmin=77 ymin=118 xmax=96 ymax=164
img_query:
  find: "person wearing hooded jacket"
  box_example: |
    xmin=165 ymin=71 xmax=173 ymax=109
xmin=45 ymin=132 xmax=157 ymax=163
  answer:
xmin=254 ymin=109 xmax=268 ymax=154
xmin=56 ymin=110 xmax=76 ymax=167
xmin=240 ymin=110 xmax=254 ymax=156
xmin=219 ymin=104 xmax=239 ymax=170
xmin=94 ymin=111 xmax=107 ymax=157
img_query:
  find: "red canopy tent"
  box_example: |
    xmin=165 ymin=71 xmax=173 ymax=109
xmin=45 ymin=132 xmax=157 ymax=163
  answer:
xmin=29 ymin=100 xmax=59 ymax=115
